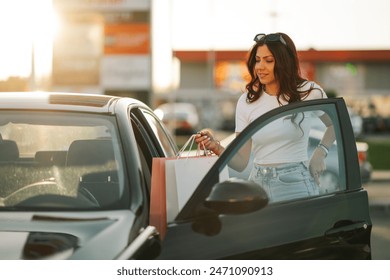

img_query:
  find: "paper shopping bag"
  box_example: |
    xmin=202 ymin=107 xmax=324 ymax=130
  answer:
xmin=165 ymin=155 xmax=229 ymax=222
xmin=149 ymin=157 xmax=168 ymax=239
xmin=165 ymin=159 xmax=180 ymax=222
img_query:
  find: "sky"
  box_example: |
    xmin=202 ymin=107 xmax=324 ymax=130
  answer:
xmin=171 ymin=0 xmax=390 ymax=51
xmin=0 ymin=0 xmax=389 ymax=80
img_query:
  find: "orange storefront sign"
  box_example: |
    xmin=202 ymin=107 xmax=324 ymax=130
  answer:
xmin=104 ymin=23 xmax=150 ymax=55
xmin=215 ymin=61 xmax=249 ymax=91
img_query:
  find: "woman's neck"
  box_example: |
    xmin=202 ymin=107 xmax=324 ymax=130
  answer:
xmin=264 ymin=85 xmax=279 ymax=96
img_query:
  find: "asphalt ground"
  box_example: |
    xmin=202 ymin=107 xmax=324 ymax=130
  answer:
xmin=364 ymin=170 xmax=390 ymax=260
xmin=364 ymin=170 xmax=390 ymax=210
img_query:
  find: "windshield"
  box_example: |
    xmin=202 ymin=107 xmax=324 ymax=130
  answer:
xmin=0 ymin=111 xmax=127 ymax=210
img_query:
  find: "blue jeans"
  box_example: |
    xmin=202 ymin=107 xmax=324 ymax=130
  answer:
xmin=249 ymin=162 xmax=319 ymax=203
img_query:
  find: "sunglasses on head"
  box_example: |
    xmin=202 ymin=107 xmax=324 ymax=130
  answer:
xmin=253 ymin=33 xmax=287 ymax=46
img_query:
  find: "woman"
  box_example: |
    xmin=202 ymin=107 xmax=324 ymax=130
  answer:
xmin=195 ymin=32 xmax=335 ymax=202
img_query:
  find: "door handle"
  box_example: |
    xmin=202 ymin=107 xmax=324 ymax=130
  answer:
xmin=325 ymin=220 xmax=369 ymax=238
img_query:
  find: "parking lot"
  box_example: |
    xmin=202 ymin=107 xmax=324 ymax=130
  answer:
xmin=364 ymin=170 xmax=390 ymax=259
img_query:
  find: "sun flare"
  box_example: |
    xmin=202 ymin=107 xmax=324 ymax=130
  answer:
xmin=0 ymin=0 xmax=57 ymax=80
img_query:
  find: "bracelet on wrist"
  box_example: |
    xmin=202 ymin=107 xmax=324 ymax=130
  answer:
xmin=213 ymin=140 xmax=221 ymax=155
xmin=318 ymin=143 xmax=329 ymax=157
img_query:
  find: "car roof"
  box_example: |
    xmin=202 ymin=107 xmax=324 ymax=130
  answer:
xmin=0 ymin=92 xmax=146 ymax=114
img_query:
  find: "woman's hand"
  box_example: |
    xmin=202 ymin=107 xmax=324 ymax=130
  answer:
xmin=309 ymin=147 xmax=327 ymax=185
xmin=194 ymin=129 xmax=222 ymax=155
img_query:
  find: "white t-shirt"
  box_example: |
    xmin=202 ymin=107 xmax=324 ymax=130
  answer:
xmin=235 ymin=81 xmax=327 ymax=165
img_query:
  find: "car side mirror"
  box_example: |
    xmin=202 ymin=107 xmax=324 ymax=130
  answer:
xmin=204 ymin=178 xmax=269 ymax=215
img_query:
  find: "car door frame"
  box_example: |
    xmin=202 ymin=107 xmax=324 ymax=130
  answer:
xmin=113 ymin=100 xmax=178 ymax=256
xmin=157 ymin=98 xmax=372 ymax=259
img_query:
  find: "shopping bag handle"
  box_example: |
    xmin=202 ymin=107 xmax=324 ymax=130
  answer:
xmin=176 ymin=134 xmax=208 ymax=158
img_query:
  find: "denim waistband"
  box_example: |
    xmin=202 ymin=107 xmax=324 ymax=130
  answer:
xmin=254 ymin=162 xmax=305 ymax=176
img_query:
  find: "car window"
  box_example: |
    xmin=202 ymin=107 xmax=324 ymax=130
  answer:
xmin=219 ymin=104 xmax=345 ymax=204
xmin=138 ymin=109 xmax=178 ymax=157
xmin=0 ymin=111 xmax=128 ymax=210
xmin=129 ymin=108 xmax=178 ymax=194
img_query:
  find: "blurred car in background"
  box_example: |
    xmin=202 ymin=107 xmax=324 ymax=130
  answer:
xmin=154 ymin=102 xmax=199 ymax=136
xmin=348 ymin=107 xmax=363 ymax=137
xmin=363 ymin=115 xmax=390 ymax=134
xmin=356 ymin=141 xmax=372 ymax=183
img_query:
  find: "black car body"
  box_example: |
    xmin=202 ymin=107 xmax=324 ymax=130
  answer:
xmin=0 ymin=92 xmax=371 ymax=259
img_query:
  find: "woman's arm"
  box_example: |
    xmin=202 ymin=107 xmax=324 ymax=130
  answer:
xmin=309 ymin=113 xmax=336 ymax=184
xmin=318 ymin=113 xmax=336 ymax=150
xmin=195 ymin=130 xmax=251 ymax=172
xmin=194 ymin=129 xmax=224 ymax=155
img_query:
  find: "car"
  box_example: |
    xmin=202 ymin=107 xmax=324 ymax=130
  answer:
xmin=356 ymin=141 xmax=372 ymax=183
xmin=348 ymin=107 xmax=363 ymax=137
xmin=154 ymin=102 xmax=200 ymax=136
xmin=0 ymin=93 xmax=371 ymax=259
xmin=0 ymin=92 xmax=179 ymax=260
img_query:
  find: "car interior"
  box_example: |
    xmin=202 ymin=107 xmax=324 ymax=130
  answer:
xmin=65 ymin=139 xmax=120 ymax=207
xmin=0 ymin=138 xmax=19 ymax=162
xmin=0 ymin=116 xmax=124 ymax=209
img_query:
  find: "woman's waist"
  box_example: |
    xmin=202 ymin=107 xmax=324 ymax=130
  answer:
xmin=252 ymin=147 xmax=309 ymax=165
xmin=253 ymin=161 xmax=307 ymax=175
xmin=253 ymin=155 xmax=308 ymax=166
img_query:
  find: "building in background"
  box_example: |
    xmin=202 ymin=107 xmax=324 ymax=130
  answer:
xmin=52 ymin=0 xmax=151 ymax=104
xmin=3 ymin=0 xmax=385 ymax=134
xmin=166 ymin=49 xmax=390 ymax=133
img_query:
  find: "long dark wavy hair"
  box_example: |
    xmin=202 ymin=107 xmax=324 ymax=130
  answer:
xmin=245 ymin=32 xmax=314 ymax=104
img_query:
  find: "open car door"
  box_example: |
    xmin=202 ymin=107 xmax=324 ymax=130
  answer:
xmin=158 ymin=98 xmax=372 ymax=260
